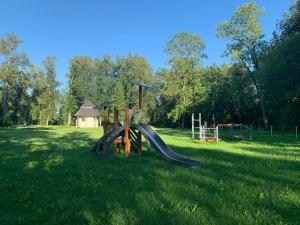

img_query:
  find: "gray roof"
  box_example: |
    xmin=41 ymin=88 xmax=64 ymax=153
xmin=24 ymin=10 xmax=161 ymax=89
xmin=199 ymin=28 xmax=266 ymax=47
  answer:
xmin=81 ymin=100 xmax=96 ymax=108
xmin=75 ymin=100 xmax=100 ymax=117
xmin=75 ymin=108 xmax=100 ymax=117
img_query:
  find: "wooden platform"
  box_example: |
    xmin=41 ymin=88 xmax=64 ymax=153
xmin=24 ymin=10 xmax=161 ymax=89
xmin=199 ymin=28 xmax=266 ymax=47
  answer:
xmin=193 ymin=138 xmax=218 ymax=142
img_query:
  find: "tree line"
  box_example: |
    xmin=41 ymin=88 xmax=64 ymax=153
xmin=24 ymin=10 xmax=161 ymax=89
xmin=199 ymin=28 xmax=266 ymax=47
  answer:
xmin=0 ymin=1 xmax=299 ymax=129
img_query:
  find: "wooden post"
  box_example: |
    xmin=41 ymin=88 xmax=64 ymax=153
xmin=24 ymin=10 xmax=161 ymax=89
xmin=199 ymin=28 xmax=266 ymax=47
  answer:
xmin=296 ymin=126 xmax=298 ymax=138
xmin=138 ymin=85 xmax=143 ymax=112
xmin=137 ymin=131 xmax=142 ymax=156
xmin=138 ymin=85 xmax=143 ymax=155
xmin=125 ymin=107 xmax=130 ymax=157
xmin=192 ymin=113 xmax=194 ymax=140
xmin=113 ymin=143 xmax=118 ymax=154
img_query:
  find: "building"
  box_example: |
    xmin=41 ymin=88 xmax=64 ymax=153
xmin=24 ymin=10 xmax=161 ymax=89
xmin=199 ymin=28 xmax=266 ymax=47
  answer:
xmin=75 ymin=100 xmax=100 ymax=128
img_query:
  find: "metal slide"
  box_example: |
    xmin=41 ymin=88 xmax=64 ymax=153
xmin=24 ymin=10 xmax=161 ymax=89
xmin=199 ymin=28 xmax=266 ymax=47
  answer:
xmin=137 ymin=123 xmax=200 ymax=168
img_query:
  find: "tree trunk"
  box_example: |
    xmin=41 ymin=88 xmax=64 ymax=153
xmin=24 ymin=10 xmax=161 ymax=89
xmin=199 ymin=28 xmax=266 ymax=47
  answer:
xmin=259 ymin=93 xmax=268 ymax=128
xmin=46 ymin=115 xmax=49 ymax=126
xmin=46 ymin=102 xmax=51 ymax=126
xmin=181 ymin=112 xmax=186 ymax=128
xmin=239 ymin=56 xmax=268 ymax=128
xmin=68 ymin=111 xmax=71 ymax=125
xmin=1 ymin=83 xmax=9 ymax=125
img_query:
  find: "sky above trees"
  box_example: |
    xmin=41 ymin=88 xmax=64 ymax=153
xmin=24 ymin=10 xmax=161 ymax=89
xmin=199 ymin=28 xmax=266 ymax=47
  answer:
xmin=0 ymin=0 xmax=290 ymax=88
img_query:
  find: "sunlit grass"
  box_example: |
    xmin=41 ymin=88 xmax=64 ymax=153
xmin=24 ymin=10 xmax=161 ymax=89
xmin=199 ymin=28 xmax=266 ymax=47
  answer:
xmin=0 ymin=126 xmax=299 ymax=225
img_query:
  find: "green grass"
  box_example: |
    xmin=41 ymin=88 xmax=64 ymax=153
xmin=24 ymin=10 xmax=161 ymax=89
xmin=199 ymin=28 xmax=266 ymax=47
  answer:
xmin=0 ymin=126 xmax=299 ymax=225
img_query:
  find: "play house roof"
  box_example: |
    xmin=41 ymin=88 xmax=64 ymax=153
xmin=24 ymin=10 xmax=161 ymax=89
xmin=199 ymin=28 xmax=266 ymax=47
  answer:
xmin=75 ymin=100 xmax=100 ymax=117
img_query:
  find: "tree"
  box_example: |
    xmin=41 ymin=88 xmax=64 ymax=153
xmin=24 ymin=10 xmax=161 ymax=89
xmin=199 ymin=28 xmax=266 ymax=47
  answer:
xmin=216 ymin=2 xmax=269 ymax=127
xmin=30 ymin=65 xmax=46 ymax=124
xmin=115 ymin=53 xmax=154 ymax=108
xmin=199 ymin=63 xmax=258 ymax=125
xmin=276 ymin=0 xmax=300 ymax=40
xmin=42 ymin=56 xmax=59 ymax=125
xmin=258 ymin=0 xmax=300 ymax=129
xmin=0 ymin=33 xmax=31 ymax=125
xmin=94 ymin=54 xmax=116 ymax=104
xmin=63 ymin=56 xmax=95 ymax=125
xmin=164 ymin=32 xmax=207 ymax=127
xmin=30 ymin=56 xmax=59 ymax=125
xmin=259 ymin=34 xmax=300 ymax=129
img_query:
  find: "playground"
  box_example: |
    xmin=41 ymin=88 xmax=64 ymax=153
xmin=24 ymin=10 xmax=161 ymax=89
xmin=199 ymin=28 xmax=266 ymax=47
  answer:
xmin=1 ymin=1 xmax=299 ymax=224
xmin=0 ymin=126 xmax=299 ymax=225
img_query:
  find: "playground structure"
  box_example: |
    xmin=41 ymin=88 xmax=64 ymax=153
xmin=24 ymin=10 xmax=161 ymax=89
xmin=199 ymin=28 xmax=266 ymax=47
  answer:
xmin=192 ymin=113 xmax=219 ymax=142
xmin=91 ymin=81 xmax=200 ymax=168
xmin=218 ymin=123 xmax=252 ymax=141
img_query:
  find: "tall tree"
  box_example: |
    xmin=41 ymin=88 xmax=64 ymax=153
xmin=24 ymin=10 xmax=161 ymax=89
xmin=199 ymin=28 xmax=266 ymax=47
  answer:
xmin=0 ymin=33 xmax=31 ymax=125
xmin=115 ymin=53 xmax=154 ymax=108
xmin=43 ymin=56 xmax=59 ymax=125
xmin=276 ymin=0 xmax=300 ymax=40
xmin=30 ymin=56 xmax=59 ymax=125
xmin=63 ymin=56 xmax=94 ymax=125
xmin=94 ymin=54 xmax=116 ymax=104
xmin=216 ymin=2 xmax=268 ymax=127
xmin=164 ymin=32 xmax=206 ymax=127
xmin=259 ymin=0 xmax=300 ymax=129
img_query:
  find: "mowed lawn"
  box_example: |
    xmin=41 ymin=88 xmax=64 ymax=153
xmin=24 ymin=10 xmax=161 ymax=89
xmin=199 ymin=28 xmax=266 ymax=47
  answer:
xmin=0 ymin=126 xmax=300 ymax=225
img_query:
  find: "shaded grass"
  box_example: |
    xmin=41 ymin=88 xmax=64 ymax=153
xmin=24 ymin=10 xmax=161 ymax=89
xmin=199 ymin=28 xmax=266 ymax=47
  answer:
xmin=0 ymin=126 xmax=299 ymax=225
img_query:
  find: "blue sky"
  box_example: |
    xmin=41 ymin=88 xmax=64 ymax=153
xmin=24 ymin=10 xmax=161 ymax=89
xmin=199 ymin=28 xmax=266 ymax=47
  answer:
xmin=0 ymin=0 xmax=291 ymax=89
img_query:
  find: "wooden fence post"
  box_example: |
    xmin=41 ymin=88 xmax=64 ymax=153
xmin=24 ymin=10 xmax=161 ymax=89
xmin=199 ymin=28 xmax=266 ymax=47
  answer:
xmin=125 ymin=107 xmax=130 ymax=157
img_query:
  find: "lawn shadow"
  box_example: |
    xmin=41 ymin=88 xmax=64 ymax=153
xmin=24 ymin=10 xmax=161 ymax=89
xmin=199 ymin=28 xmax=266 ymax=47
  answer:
xmin=251 ymin=131 xmax=300 ymax=147
xmin=1 ymin=127 xmax=300 ymax=225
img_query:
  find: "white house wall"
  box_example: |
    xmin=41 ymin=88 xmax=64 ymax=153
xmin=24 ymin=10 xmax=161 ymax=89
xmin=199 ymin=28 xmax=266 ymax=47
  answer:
xmin=77 ymin=117 xmax=99 ymax=128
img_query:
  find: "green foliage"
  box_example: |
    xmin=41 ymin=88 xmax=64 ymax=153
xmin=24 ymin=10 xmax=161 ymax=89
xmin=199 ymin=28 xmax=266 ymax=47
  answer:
xmin=276 ymin=0 xmax=300 ymax=39
xmin=30 ymin=56 xmax=59 ymax=125
xmin=165 ymin=32 xmax=206 ymax=66
xmin=0 ymin=33 xmax=31 ymax=125
xmin=0 ymin=1 xmax=299 ymax=130
xmin=200 ymin=63 xmax=258 ymax=124
xmin=94 ymin=54 xmax=116 ymax=104
xmin=61 ymin=53 xmax=156 ymax=124
xmin=163 ymin=32 xmax=207 ymax=126
xmin=259 ymin=33 xmax=300 ymax=128
xmin=115 ymin=53 xmax=154 ymax=107
xmin=62 ymin=56 xmax=95 ymax=125
xmin=216 ymin=2 xmax=266 ymax=66
xmin=216 ymin=2 xmax=269 ymax=127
